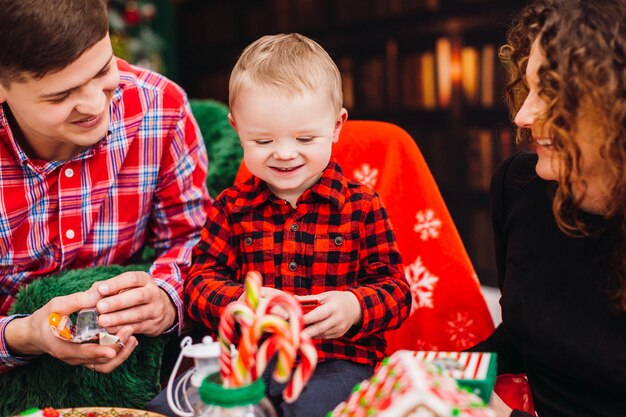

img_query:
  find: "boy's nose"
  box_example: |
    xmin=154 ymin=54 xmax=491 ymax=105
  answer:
xmin=273 ymin=147 xmax=298 ymax=160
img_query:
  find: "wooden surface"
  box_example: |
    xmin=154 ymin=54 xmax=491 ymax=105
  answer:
xmin=15 ymin=408 xmax=167 ymax=417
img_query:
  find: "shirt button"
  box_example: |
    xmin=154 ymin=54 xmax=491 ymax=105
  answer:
xmin=244 ymin=237 xmax=253 ymax=246
xmin=290 ymin=223 xmax=299 ymax=232
xmin=65 ymin=229 xmax=75 ymax=239
xmin=64 ymin=168 xmax=74 ymax=178
xmin=334 ymin=235 xmax=344 ymax=246
xmin=288 ymin=261 xmax=298 ymax=271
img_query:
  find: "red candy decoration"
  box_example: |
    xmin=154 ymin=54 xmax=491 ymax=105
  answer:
xmin=42 ymin=408 xmax=60 ymax=417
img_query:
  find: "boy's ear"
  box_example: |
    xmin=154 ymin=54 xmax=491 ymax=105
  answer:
xmin=228 ymin=113 xmax=237 ymax=131
xmin=0 ymin=84 xmax=6 ymax=103
xmin=332 ymin=108 xmax=348 ymax=144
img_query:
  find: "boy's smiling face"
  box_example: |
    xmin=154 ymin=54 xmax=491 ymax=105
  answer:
xmin=230 ymin=86 xmax=347 ymax=206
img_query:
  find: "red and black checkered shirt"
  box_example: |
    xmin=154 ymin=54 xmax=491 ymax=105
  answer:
xmin=186 ymin=160 xmax=411 ymax=366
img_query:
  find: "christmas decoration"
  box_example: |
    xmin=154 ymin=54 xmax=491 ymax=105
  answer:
xmin=108 ymin=0 xmax=164 ymax=72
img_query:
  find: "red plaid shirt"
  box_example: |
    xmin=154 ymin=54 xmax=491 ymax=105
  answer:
xmin=0 ymin=59 xmax=210 ymax=372
xmin=186 ymin=160 xmax=411 ymax=366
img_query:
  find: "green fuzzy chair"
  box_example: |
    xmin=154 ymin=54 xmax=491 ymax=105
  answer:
xmin=0 ymin=99 xmax=242 ymax=417
xmin=190 ymin=98 xmax=243 ymax=197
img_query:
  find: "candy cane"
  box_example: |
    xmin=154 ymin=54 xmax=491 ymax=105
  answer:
xmin=218 ymin=302 xmax=255 ymax=385
xmin=230 ymin=319 xmax=258 ymax=386
xmin=218 ymin=269 xmax=318 ymax=397
xmin=253 ymin=314 xmax=297 ymax=382
xmin=283 ymin=334 xmax=317 ymax=403
xmin=244 ymin=270 xmax=262 ymax=310
xmin=258 ymin=291 xmax=303 ymax=348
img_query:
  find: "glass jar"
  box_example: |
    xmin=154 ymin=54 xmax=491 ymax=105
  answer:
xmin=196 ymin=373 xmax=277 ymax=417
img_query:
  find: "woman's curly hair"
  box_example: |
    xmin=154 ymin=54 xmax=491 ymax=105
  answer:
xmin=500 ymin=0 xmax=626 ymax=311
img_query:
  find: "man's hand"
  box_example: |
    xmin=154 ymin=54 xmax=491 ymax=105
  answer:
xmin=91 ymin=271 xmax=177 ymax=336
xmin=299 ymin=291 xmax=362 ymax=339
xmin=5 ymin=291 xmax=138 ymax=373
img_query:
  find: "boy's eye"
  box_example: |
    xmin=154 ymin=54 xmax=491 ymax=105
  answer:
xmin=254 ymin=139 xmax=272 ymax=145
xmin=296 ymin=136 xmax=314 ymax=143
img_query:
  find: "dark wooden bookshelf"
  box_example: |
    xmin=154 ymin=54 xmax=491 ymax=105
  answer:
xmin=173 ymin=0 xmax=529 ymax=286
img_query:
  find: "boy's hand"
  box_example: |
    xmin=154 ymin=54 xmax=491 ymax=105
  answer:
xmin=259 ymin=287 xmax=291 ymax=318
xmin=299 ymin=291 xmax=362 ymax=339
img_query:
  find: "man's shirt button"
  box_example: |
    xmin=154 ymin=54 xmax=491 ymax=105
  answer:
xmin=288 ymin=261 xmax=298 ymax=271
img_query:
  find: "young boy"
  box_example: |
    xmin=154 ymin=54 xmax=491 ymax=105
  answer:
xmin=0 ymin=0 xmax=209 ymax=375
xmin=185 ymin=33 xmax=412 ymax=417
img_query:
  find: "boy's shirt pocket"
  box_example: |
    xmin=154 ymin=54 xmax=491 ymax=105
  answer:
xmin=237 ymin=231 xmax=276 ymax=285
xmin=312 ymin=231 xmax=360 ymax=288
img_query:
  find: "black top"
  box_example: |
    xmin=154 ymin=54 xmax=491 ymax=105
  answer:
xmin=471 ymin=153 xmax=626 ymax=417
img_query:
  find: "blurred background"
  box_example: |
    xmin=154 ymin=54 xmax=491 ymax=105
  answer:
xmin=109 ymin=0 xmax=529 ymax=290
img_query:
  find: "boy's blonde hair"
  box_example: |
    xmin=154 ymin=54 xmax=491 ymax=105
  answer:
xmin=229 ymin=33 xmax=343 ymax=113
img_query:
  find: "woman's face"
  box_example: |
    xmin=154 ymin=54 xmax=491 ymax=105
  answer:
xmin=514 ymin=38 xmax=610 ymax=212
xmin=514 ymin=38 xmax=559 ymax=181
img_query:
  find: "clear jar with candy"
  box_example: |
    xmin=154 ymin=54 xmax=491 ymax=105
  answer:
xmin=196 ymin=374 xmax=277 ymax=417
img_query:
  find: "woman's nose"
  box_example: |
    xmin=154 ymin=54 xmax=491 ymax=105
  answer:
xmin=514 ymin=95 xmax=537 ymax=128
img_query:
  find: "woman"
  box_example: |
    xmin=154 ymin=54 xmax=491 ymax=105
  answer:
xmin=472 ymin=1 xmax=626 ymax=416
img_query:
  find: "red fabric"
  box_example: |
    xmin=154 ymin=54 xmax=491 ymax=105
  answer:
xmin=494 ymin=374 xmax=536 ymax=414
xmin=235 ymin=120 xmax=494 ymax=353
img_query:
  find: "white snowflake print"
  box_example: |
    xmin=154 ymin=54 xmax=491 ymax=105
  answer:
xmin=413 ymin=209 xmax=442 ymax=241
xmin=353 ymin=163 xmax=379 ymax=188
xmin=411 ymin=339 xmax=439 ymax=351
xmin=446 ymin=311 xmax=477 ymax=350
xmin=404 ymin=256 xmax=439 ymax=313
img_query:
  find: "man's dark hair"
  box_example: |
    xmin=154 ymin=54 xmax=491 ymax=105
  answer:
xmin=0 ymin=0 xmax=108 ymax=88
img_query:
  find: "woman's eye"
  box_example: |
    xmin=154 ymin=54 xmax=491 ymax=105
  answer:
xmin=296 ymin=137 xmax=314 ymax=143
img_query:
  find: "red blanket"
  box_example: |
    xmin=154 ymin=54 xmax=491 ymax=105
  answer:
xmin=235 ymin=120 xmax=495 ymax=353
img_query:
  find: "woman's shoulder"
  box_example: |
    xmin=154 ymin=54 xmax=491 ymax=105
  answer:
xmin=494 ymin=152 xmax=538 ymax=188
xmin=491 ymin=151 xmax=544 ymax=200
xmin=491 ymin=152 xmax=550 ymax=223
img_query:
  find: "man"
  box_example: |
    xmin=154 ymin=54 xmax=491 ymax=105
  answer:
xmin=0 ymin=0 xmax=209 ymax=374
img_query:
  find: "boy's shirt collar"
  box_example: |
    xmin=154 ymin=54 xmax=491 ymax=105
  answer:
xmin=233 ymin=158 xmax=348 ymax=212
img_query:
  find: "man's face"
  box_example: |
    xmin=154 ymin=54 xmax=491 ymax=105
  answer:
xmin=0 ymin=34 xmax=120 ymax=161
